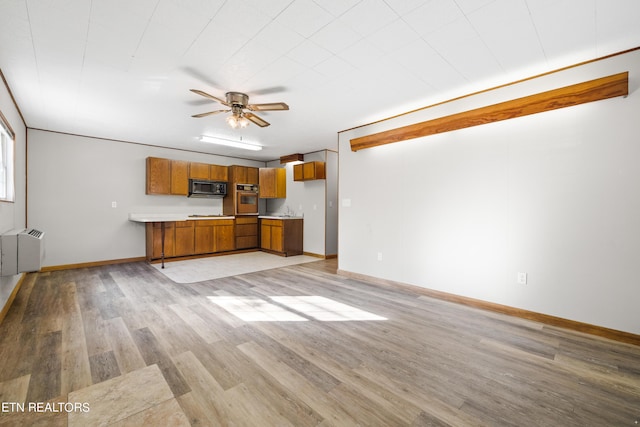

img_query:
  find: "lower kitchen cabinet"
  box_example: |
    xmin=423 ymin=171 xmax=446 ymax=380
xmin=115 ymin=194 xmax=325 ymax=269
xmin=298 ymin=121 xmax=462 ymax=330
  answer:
xmin=194 ymin=220 xmax=235 ymax=254
xmin=235 ymin=216 xmax=258 ymax=249
xmin=260 ymin=218 xmax=303 ymax=256
xmin=175 ymin=221 xmax=195 ymax=256
xmin=146 ymin=222 xmax=175 ymax=260
xmin=215 ymin=220 xmax=235 ymax=252
xmin=146 ymin=219 xmax=235 ymax=261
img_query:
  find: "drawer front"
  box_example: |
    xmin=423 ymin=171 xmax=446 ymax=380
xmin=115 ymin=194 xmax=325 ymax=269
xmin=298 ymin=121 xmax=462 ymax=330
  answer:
xmin=152 ymin=222 xmax=175 ymax=229
xmin=236 ymin=224 xmax=258 ymax=236
xmin=195 ymin=219 xmax=235 ymax=227
xmin=261 ymin=219 xmax=283 ymax=227
xmin=235 ymin=216 xmax=258 ymax=225
xmin=175 ymin=221 xmax=193 ymax=228
xmin=236 ymin=236 xmax=258 ymax=249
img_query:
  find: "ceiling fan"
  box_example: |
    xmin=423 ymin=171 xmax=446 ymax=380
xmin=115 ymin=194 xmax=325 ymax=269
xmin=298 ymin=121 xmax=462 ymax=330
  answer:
xmin=190 ymin=89 xmax=289 ymax=128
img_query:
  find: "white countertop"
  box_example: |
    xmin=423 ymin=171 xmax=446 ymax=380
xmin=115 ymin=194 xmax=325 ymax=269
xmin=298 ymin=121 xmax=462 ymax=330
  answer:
xmin=129 ymin=213 xmax=303 ymax=222
xmin=259 ymin=215 xmax=303 ymax=220
xmin=128 ymin=213 xmax=235 ymax=222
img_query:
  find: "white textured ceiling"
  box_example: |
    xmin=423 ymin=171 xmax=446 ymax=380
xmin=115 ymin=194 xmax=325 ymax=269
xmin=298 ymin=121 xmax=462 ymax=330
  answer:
xmin=1 ymin=0 xmax=639 ymax=161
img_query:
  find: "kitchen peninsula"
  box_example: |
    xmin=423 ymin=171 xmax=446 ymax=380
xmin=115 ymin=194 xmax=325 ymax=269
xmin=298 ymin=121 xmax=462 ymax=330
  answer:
xmin=128 ymin=213 xmax=303 ymax=266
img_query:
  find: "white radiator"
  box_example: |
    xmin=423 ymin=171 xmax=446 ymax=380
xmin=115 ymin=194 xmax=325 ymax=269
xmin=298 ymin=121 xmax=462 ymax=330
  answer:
xmin=0 ymin=228 xmax=45 ymax=276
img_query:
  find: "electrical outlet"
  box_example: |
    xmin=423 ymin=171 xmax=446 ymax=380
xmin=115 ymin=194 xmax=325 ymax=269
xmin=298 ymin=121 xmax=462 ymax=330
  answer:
xmin=517 ymin=272 xmax=527 ymax=285
xmin=111 ymin=201 xmax=117 ymax=208
xmin=377 ymin=252 xmax=383 ymax=261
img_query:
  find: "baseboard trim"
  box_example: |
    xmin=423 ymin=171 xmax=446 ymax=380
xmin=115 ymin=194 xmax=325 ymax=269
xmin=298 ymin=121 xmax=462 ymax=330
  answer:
xmin=303 ymin=252 xmax=336 ymax=259
xmin=41 ymin=257 xmax=147 ymax=272
xmin=0 ymin=273 xmax=26 ymax=326
xmin=337 ymin=269 xmax=640 ymax=347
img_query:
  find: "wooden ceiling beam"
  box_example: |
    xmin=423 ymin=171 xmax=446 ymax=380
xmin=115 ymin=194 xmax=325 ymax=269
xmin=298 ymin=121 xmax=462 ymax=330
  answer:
xmin=350 ymin=72 xmax=629 ymax=151
xmin=280 ymin=153 xmax=304 ymax=163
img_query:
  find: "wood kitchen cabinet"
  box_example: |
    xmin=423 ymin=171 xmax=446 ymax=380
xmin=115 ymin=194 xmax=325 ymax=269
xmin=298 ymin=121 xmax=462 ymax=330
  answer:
xmin=229 ymin=165 xmax=259 ymax=185
xmin=260 ymin=218 xmax=303 ymax=256
xmin=210 ymin=165 xmax=228 ymax=181
xmin=174 ymin=221 xmax=195 ymax=256
xmin=194 ymin=220 xmax=235 ymax=254
xmin=259 ymin=168 xmax=286 ymax=198
xmin=189 ymin=162 xmax=229 ymax=181
xmin=146 ymin=219 xmax=235 ymax=261
xmin=146 ymin=157 xmax=188 ymax=195
xmin=293 ymin=161 xmax=325 ymax=181
xmin=146 ymin=222 xmax=175 ymax=260
xmin=235 ymin=216 xmax=258 ymax=249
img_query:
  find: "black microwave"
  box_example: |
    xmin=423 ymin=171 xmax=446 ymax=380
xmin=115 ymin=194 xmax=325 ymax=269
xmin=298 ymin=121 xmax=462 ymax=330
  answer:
xmin=188 ymin=179 xmax=227 ymax=198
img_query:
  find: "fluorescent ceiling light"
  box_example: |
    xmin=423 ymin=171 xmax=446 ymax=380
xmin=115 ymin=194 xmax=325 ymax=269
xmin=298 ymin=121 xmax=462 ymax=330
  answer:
xmin=199 ymin=135 xmax=262 ymax=151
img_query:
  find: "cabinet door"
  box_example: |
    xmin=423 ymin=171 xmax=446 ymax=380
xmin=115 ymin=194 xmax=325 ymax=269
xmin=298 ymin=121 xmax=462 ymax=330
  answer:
xmin=214 ymin=223 xmax=235 ymax=252
xmin=146 ymin=157 xmax=171 ymax=194
xmin=271 ymin=224 xmax=284 ymax=252
xmin=260 ymin=223 xmax=272 ymax=250
xmin=194 ymin=223 xmax=214 ymax=254
xmin=247 ymin=167 xmax=259 ymax=184
xmin=174 ymin=221 xmax=194 ymax=256
xmin=189 ymin=162 xmax=210 ymax=179
xmin=274 ymin=168 xmax=286 ymax=198
xmin=171 ymin=160 xmax=189 ymax=195
xmin=259 ymin=168 xmax=286 ymax=198
xmin=234 ymin=166 xmax=247 ymax=184
xmin=293 ymin=164 xmax=303 ymax=182
xmin=210 ymin=165 xmax=228 ymax=181
xmin=149 ymin=222 xmax=175 ymax=259
xmin=259 ymin=168 xmax=276 ymax=198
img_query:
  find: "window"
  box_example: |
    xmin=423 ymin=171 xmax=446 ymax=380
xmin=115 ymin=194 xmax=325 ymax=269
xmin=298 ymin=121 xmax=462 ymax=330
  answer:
xmin=0 ymin=111 xmax=15 ymax=202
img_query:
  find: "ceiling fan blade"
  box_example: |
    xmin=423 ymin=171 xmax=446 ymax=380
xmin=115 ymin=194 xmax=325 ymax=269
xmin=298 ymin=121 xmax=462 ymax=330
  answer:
xmin=189 ymin=89 xmax=229 ymax=106
xmin=244 ymin=112 xmax=270 ymax=127
xmin=191 ymin=109 xmax=229 ymax=118
xmin=247 ymin=102 xmax=289 ymax=111
xmin=251 ymin=86 xmax=286 ymax=95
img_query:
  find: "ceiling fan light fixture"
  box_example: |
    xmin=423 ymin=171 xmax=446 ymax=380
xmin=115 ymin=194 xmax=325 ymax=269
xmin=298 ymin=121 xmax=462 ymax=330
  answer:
xmin=226 ymin=114 xmax=239 ymax=128
xmin=199 ymin=135 xmax=262 ymax=151
xmin=191 ymin=89 xmax=287 ymax=128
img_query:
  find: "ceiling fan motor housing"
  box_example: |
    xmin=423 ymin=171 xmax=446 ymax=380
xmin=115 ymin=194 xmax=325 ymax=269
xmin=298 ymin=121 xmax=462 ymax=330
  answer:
xmin=226 ymin=92 xmax=249 ymax=107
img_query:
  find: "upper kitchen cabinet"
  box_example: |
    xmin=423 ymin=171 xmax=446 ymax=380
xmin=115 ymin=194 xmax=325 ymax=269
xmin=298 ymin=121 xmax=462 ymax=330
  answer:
xmin=146 ymin=157 xmax=188 ymax=195
xmin=229 ymin=165 xmax=259 ymax=185
xmin=189 ymin=162 xmax=229 ymax=181
xmin=293 ymin=161 xmax=326 ymax=181
xmin=259 ymin=168 xmax=286 ymax=198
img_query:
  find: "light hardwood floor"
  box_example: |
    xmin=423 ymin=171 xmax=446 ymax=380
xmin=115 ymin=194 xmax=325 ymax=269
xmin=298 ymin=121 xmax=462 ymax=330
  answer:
xmin=0 ymin=259 xmax=639 ymax=426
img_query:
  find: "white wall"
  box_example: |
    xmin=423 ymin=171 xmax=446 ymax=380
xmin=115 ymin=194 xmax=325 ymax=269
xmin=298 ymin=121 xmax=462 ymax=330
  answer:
xmin=27 ymin=129 xmax=264 ymax=267
xmin=0 ymin=75 xmax=27 ymax=310
xmin=338 ymin=49 xmax=640 ymax=335
xmin=325 ymin=150 xmax=338 ymax=256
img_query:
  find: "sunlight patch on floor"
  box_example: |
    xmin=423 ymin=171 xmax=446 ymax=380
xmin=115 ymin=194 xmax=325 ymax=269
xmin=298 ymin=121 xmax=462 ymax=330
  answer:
xmin=208 ymin=296 xmax=308 ymax=322
xmin=271 ymin=296 xmax=387 ymax=321
xmin=208 ymin=295 xmax=386 ymax=322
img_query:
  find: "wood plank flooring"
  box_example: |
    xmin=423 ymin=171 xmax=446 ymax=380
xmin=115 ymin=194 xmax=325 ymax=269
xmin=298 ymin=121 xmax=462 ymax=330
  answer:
xmin=1 ymin=258 xmax=639 ymax=426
